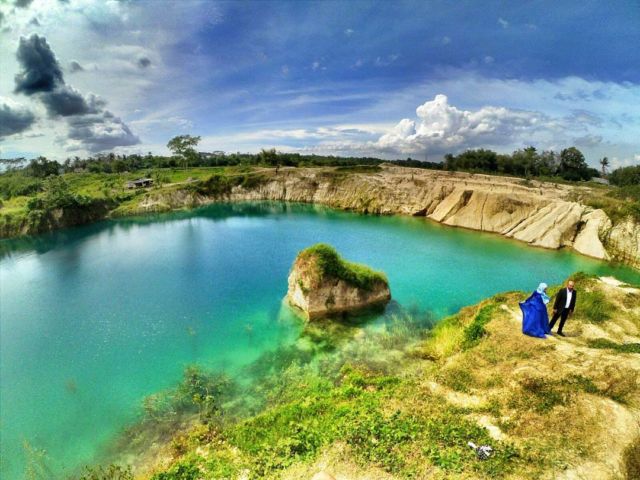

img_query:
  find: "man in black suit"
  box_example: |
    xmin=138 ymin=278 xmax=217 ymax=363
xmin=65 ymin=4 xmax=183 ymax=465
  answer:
xmin=549 ymin=280 xmax=577 ymax=336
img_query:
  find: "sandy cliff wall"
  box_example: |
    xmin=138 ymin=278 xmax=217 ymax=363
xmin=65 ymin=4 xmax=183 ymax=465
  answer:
xmin=128 ymin=166 xmax=640 ymax=268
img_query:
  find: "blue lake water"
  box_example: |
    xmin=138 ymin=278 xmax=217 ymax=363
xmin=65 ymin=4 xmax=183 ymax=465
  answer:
xmin=1 ymin=202 xmax=638 ymax=479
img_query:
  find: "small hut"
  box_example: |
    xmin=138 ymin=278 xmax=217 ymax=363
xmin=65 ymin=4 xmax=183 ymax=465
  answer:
xmin=126 ymin=178 xmax=153 ymax=189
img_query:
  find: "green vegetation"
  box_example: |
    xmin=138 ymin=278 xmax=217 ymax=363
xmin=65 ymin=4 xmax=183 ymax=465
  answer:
xmin=166 ymin=135 xmax=201 ymax=170
xmin=462 ymin=303 xmax=499 ymax=349
xmin=0 ymin=165 xmax=275 ymax=238
xmin=572 ymin=164 xmax=640 ymax=223
xmin=299 ymin=243 xmax=388 ymax=290
xmin=186 ymin=170 xmax=269 ymax=197
xmin=586 ymin=338 xmax=640 ymax=353
xmin=610 ymin=165 xmax=640 ymax=187
xmin=138 ymin=362 xmax=520 ymax=479
xmin=443 ymin=145 xmax=599 ymax=181
xmin=72 ymin=465 xmax=134 ymax=480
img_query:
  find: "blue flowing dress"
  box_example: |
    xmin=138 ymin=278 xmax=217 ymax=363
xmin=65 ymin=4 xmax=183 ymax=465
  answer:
xmin=519 ymin=291 xmax=550 ymax=338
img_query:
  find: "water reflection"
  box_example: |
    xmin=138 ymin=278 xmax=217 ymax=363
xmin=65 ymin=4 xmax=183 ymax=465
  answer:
xmin=0 ymin=202 xmax=334 ymax=260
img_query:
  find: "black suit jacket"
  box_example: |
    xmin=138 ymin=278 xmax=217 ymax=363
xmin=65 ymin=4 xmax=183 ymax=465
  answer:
xmin=553 ymin=288 xmax=577 ymax=312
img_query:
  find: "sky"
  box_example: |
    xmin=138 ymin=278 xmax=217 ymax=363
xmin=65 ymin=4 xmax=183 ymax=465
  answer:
xmin=0 ymin=0 xmax=639 ymax=168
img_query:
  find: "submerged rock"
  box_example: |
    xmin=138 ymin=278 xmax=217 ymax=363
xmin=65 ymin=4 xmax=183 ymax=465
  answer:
xmin=287 ymin=243 xmax=391 ymax=320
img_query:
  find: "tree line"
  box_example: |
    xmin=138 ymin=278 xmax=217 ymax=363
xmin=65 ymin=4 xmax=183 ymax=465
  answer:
xmin=2 ymin=134 xmax=639 ymax=190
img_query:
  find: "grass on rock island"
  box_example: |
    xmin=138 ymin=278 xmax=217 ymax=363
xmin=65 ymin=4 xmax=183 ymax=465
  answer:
xmin=297 ymin=243 xmax=388 ymax=292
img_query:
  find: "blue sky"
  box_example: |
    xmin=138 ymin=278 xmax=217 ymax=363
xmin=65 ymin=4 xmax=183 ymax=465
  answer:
xmin=0 ymin=0 xmax=639 ymax=168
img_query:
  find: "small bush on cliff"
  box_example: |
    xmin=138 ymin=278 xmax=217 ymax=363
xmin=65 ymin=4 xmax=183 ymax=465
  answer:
xmin=462 ymin=304 xmax=498 ymax=349
xmin=299 ymin=243 xmax=388 ymax=291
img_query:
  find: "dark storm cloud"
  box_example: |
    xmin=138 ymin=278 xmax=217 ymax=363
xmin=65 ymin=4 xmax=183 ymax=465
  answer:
xmin=0 ymin=102 xmax=36 ymax=138
xmin=12 ymin=33 xmax=140 ymax=151
xmin=69 ymin=60 xmax=84 ymax=73
xmin=137 ymin=57 xmax=151 ymax=68
xmin=14 ymin=34 xmax=64 ymax=95
xmin=40 ymin=86 xmax=104 ymax=117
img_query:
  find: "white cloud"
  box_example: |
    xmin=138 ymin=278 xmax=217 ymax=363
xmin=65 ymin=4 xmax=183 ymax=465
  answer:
xmin=441 ymin=36 xmax=451 ymax=45
xmin=610 ymin=155 xmax=640 ymax=169
xmin=498 ymin=17 xmax=509 ymax=28
xmin=372 ymin=94 xmax=555 ymax=155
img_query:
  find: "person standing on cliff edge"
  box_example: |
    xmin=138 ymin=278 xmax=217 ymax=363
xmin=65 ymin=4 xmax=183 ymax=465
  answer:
xmin=549 ymin=280 xmax=577 ymax=337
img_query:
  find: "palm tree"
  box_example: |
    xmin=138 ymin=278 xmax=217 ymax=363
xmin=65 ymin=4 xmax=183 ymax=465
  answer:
xmin=600 ymin=157 xmax=609 ymax=177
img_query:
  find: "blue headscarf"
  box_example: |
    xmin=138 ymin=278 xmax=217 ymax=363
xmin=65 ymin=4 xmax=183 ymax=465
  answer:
xmin=536 ymin=282 xmax=550 ymax=304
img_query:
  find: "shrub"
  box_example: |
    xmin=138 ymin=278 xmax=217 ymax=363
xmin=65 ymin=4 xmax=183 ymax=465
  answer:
xmin=151 ymin=459 xmax=201 ymax=480
xmin=140 ymin=365 xmax=234 ymax=425
xmin=462 ymin=304 xmax=498 ymax=349
xmin=577 ymin=290 xmax=611 ymax=323
xmin=73 ymin=465 xmax=133 ymax=480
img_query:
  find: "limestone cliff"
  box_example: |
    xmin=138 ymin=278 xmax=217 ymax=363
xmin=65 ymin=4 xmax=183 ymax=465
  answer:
xmin=287 ymin=243 xmax=391 ymax=320
xmin=121 ymin=165 xmax=639 ymax=268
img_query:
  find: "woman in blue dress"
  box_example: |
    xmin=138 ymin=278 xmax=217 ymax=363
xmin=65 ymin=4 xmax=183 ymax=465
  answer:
xmin=520 ymin=282 xmax=551 ymax=338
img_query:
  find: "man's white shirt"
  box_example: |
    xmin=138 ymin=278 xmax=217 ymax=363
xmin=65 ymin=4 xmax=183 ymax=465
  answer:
xmin=565 ymin=289 xmax=573 ymax=308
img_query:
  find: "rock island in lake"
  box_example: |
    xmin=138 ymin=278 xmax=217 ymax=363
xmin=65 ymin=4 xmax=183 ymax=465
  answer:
xmin=287 ymin=243 xmax=391 ymax=320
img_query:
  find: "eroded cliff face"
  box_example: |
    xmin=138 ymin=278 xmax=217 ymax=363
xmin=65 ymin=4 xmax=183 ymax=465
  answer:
xmin=126 ymin=165 xmax=640 ymax=268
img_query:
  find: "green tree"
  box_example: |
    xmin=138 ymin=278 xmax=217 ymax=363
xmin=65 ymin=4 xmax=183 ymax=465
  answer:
xmin=538 ymin=150 xmax=558 ymax=176
xmin=600 ymin=157 xmax=609 ymax=177
xmin=167 ymin=135 xmax=201 ymax=169
xmin=512 ymin=146 xmax=539 ymax=177
xmin=258 ymin=148 xmax=279 ymax=166
xmin=27 ymin=156 xmax=60 ymax=178
xmin=559 ymin=147 xmax=589 ymax=181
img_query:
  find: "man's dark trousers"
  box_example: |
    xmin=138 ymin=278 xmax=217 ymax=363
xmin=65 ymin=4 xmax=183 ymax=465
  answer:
xmin=549 ymin=308 xmax=570 ymax=334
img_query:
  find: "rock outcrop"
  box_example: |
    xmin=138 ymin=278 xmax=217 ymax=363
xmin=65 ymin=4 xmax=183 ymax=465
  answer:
xmin=287 ymin=243 xmax=391 ymax=320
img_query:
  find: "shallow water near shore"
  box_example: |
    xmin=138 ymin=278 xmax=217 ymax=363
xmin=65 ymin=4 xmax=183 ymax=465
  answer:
xmin=1 ymin=201 xmax=638 ymax=479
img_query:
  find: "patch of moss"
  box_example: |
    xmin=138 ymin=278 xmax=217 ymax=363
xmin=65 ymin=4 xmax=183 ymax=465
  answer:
xmin=299 ymin=243 xmax=388 ymax=291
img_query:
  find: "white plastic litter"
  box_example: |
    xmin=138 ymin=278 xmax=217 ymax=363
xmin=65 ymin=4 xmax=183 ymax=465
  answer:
xmin=467 ymin=441 xmax=493 ymax=460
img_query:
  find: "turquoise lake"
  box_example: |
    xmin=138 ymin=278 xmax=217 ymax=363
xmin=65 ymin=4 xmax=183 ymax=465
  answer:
xmin=1 ymin=202 xmax=639 ymax=479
